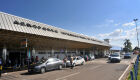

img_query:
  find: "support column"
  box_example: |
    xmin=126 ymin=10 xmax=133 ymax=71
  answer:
xmin=76 ymin=49 xmax=78 ymax=56
xmin=65 ymin=49 xmax=67 ymax=57
xmin=51 ymin=48 xmax=54 ymax=57
xmin=32 ymin=48 xmax=36 ymax=58
xmin=83 ymin=49 xmax=85 ymax=56
xmin=2 ymin=46 xmax=7 ymax=64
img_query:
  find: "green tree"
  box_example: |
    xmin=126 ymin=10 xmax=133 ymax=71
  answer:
xmin=123 ymin=39 xmax=132 ymax=52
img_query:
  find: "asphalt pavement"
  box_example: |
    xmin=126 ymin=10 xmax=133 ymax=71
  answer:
xmin=0 ymin=54 xmax=136 ymax=80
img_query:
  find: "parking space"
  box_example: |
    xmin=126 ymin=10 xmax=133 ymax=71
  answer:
xmin=0 ymin=55 xmax=136 ymax=80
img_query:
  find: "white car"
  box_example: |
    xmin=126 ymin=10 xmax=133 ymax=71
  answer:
xmin=121 ymin=52 xmax=125 ymax=55
xmin=110 ymin=53 xmax=121 ymax=63
xmin=66 ymin=56 xmax=85 ymax=67
xmin=90 ymin=55 xmax=95 ymax=60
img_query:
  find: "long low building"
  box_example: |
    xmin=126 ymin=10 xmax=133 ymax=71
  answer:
xmin=0 ymin=12 xmax=111 ymax=68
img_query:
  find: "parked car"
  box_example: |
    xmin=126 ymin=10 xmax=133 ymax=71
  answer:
xmin=28 ymin=58 xmax=64 ymax=73
xmin=105 ymin=53 xmax=110 ymax=58
xmin=86 ymin=54 xmax=95 ymax=60
xmin=90 ymin=55 xmax=95 ymax=60
xmin=121 ymin=52 xmax=125 ymax=55
xmin=124 ymin=53 xmax=131 ymax=59
xmin=108 ymin=54 xmax=113 ymax=60
xmin=66 ymin=56 xmax=85 ymax=67
xmin=110 ymin=53 xmax=121 ymax=63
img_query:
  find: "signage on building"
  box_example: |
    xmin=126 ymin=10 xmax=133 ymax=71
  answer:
xmin=13 ymin=20 xmax=58 ymax=33
xmin=21 ymin=38 xmax=28 ymax=48
xmin=13 ymin=20 xmax=102 ymax=43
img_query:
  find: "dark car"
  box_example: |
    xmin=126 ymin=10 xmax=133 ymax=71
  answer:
xmin=124 ymin=53 xmax=131 ymax=59
xmin=28 ymin=58 xmax=64 ymax=73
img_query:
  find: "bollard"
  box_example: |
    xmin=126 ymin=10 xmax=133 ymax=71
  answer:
xmin=130 ymin=71 xmax=134 ymax=80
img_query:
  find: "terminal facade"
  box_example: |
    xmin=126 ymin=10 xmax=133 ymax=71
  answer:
xmin=0 ymin=12 xmax=111 ymax=68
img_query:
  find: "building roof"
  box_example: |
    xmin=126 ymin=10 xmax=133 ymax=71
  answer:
xmin=0 ymin=11 xmax=111 ymax=47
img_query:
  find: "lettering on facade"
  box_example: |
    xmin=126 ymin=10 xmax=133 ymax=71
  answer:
xmin=13 ymin=20 xmax=102 ymax=43
xmin=13 ymin=20 xmax=58 ymax=33
xmin=60 ymin=31 xmax=102 ymax=42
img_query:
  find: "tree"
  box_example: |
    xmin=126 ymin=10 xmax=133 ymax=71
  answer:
xmin=123 ymin=39 xmax=132 ymax=52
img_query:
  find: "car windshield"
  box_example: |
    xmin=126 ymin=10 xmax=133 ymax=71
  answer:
xmin=125 ymin=53 xmax=130 ymax=55
xmin=111 ymin=53 xmax=119 ymax=57
xmin=37 ymin=59 xmax=47 ymax=64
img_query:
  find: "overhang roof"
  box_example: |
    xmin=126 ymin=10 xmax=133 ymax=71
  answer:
xmin=0 ymin=12 xmax=111 ymax=47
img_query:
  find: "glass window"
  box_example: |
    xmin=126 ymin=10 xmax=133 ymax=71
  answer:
xmin=47 ymin=58 xmax=54 ymax=63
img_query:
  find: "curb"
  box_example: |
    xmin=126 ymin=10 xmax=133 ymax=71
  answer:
xmin=118 ymin=56 xmax=137 ymax=80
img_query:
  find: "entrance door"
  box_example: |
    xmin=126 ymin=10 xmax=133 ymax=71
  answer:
xmin=9 ymin=52 xmax=26 ymax=67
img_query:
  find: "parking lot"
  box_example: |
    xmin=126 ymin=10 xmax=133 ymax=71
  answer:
xmin=1 ymin=55 xmax=136 ymax=80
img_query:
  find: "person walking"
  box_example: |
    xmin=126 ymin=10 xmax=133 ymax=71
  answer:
xmin=31 ymin=56 xmax=34 ymax=64
xmin=35 ymin=56 xmax=39 ymax=63
xmin=70 ymin=56 xmax=74 ymax=69
xmin=41 ymin=57 xmax=46 ymax=62
xmin=63 ymin=57 xmax=67 ymax=68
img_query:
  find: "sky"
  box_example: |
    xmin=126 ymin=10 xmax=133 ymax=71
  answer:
xmin=0 ymin=0 xmax=140 ymax=48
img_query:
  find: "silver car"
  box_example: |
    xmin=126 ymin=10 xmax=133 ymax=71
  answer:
xmin=28 ymin=58 xmax=64 ymax=73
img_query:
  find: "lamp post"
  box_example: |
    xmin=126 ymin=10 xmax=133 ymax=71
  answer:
xmin=134 ymin=19 xmax=139 ymax=48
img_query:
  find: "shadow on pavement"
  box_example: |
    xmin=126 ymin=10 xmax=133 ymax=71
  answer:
xmin=20 ymin=69 xmax=64 ymax=75
xmin=20 ymin=72 xmax=39 ymax=75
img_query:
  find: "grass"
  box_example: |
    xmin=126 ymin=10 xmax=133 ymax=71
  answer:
xmin=127 ymin=61 xmax=140 ymax=80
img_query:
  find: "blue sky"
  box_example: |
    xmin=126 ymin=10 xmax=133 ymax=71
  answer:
xmin=0 ymin=0 xmax=140 ymax=48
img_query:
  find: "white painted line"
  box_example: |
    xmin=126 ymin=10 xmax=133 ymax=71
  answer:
xmin=118 ymin=65 xmax=131 ymax=80
xmin=55 ymin=72 xmax=80 ymax=80
xmin=118 ymin=56 xmax=137 ymax=80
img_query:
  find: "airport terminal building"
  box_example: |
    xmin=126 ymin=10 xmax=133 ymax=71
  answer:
xmin=0 ymin=12 xmax=111 ymax=68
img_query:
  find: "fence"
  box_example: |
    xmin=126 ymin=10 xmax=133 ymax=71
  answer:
xmin=130 ymin=55 xmax=139 ymax=80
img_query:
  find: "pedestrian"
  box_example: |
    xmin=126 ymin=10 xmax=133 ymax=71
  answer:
xmin=41 ymin=57 xmax=46 ymax=62
xmin=21 ymin=58 xmax=24 ymax=68
xmin=8 ymin=59 xmax=11 ymax=67
xmin=70 ymin=56 xmax=74 ymax=69
xmin=35 ymin=56 xmax=39 ymax=63
xmin=31 ymin=56 xmax=34 ymax=64
xmin=57 ymin=55 xmax=59 ymax=59
xmin=0 ymin=57 xmax=2 ymax=78
xmin=63 ymin=57 xmax=67 ymax=68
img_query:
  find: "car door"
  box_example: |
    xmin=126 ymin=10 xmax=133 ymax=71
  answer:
xmin=53 ymin=58 xmax=60 ymax=69
xmin=76 ymin=57 xmax=81 ymax=65
xmin=46 ymin=58 xmax=55 ymax=70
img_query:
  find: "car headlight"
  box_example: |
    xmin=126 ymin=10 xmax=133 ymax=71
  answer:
xmin=35 ymin=66 xmax=40 ymax=69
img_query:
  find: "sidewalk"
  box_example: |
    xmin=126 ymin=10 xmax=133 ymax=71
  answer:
xmin=0 ymin=70 xmax=27 ymax=80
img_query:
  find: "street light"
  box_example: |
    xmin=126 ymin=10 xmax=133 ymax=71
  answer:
xmin=134 ymin=19 xmax=139 ymax=48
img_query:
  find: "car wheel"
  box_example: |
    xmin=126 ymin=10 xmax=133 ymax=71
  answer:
xmin=28 ymin=70 xmax=32 ymax=73
xmin=73 ymin=63 xmax=76 ymax=67
xmin=81 ymin=62 xmax=84 ymax=65
xmin=40 ymin=68 xmax=45 ymax=74
xmin=58 ymin=65 xmax=63 ymax=70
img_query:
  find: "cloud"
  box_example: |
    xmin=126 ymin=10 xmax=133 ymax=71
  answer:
xmin=98 ymin=29 xmax=123 ymax=37
xmin=114 ymin=23 xmax=120 ymax=26
xmin=96 ymin=26 xmax=140 ymax=48
xmin=122 ymin=22 xmax=135 ymax=27
xmin=106 ymin=19 xmax=114 ymax=23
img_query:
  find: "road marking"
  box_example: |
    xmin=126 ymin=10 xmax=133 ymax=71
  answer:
xmin=55 ymin=72 xmax=80 ymax=80
xmin=118 ymin=56 xmax=137 ymax=80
